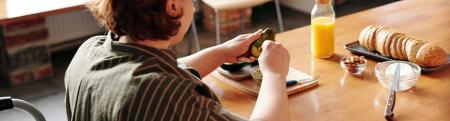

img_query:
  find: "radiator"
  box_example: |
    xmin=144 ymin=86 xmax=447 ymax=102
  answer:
xmin=45 ymin=10 xmax=104 ymax=52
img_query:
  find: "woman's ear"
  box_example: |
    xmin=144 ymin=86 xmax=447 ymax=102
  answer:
xmin=165 ymin=0 xmax=183 ymax=17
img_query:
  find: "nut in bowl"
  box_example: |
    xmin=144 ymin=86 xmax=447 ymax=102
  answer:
xmin=340 ymin=55 xmax=367 ymax=75
xmin=375 ymin=61 xmax=421 ymax=91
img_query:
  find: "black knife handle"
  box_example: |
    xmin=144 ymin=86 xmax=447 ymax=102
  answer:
xmin=286 ymin=80 xmax=297 ymax=86
xmin=384 ymin=89 xmax=396 ymax=120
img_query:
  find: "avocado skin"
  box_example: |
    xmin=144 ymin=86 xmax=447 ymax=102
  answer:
xmin=250 ymin=28 xmax=275 ymax=58
xmin=220 ymin=62 xmax=247 ymax=72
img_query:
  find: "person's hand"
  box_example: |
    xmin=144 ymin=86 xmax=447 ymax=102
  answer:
xmin=258 ymin=41 xmax=290 ymax=78
xmin=217 ymin=29 xmax=262 ymax=63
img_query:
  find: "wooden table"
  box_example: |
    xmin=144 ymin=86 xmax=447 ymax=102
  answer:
xmin=203 ymin=0 xmax=450 ymax=120
xmin=0 ymin=0 xmax=85 ymax=25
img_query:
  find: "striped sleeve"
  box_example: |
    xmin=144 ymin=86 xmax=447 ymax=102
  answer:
xmin=118 ymin=73 xmax=247 ymax=121
xmin=209 ymin=109 xmax=248 ymax=121
xmin=178 ymin=63 xmax=202 ymax=79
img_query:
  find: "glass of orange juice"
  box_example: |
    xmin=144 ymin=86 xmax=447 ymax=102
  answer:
xmin=311 ymin=0 xmax=335 ymax=58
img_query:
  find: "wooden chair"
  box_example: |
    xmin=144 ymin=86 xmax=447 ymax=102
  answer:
xmin=186 ymin=0 xmax=201 ymax=54
xmin=201 ymin=0 xmax=285 ymax=45
xmin=189 ymin=16 xmax=201 ymax=54
xmin=0 ymin=96 xmax=45 ymax=121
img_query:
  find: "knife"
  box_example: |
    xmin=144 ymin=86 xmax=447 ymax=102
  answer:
xmin=384 ymin=62 xmax=401 ymax=120
xmin=286 ymin=76 xmax=319 ymax=87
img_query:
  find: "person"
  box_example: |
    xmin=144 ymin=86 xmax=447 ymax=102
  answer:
xmin=64 ymin=0 xmax=291 ymax=120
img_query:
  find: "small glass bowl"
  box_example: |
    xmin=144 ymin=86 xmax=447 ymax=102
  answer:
xmin=340 ymin=59 xmax=367 ymax=75
xmin=375 ymin=61 xmax=421 ymax=91
xmin=250 ymin=66 xmax=262 ymax=87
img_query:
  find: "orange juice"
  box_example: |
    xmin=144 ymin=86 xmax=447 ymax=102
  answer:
xmin=311 ymin=17 xmax=335 ymax=58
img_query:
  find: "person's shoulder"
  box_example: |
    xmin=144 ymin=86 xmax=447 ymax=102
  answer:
xmin=132 ymin=71 xmax=200 ymax=88
xmin=87 ymin=35 xmax=106 ymax=42
xmin=79 ymin=35 xmax=107 ymax=48
xmin=66 ymin=35 xmax=108 ymax=76
xmin=133 ymin=71 xmax=188 ymax=82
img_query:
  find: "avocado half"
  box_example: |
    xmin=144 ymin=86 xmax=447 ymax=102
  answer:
xmin=250 ymin=28 xmax=275 ymax=58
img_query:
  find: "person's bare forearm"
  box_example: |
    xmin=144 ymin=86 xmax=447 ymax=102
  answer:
xmin=177 ymin=46 xmax=226 ymax=77
xmin=250 ymin=74 xmax=290 ymax=121
xmin=178 ymin=30 xmax=262 ymax=78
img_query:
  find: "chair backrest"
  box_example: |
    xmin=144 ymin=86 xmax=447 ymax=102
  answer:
xmin=202 ymin=0 xmax=271 ymax=10
xmin=0 ymin=97 xmax=47 ymax=121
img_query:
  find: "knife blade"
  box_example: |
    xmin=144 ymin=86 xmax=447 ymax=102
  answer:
xmin=392 ymin=63 xmax=401 ymax=92
xmin=384 ymin=62 xmax=401 ymax=120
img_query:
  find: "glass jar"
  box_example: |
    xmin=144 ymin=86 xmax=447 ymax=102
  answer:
xmin=311 ymin=0 xmax=335 ymax=58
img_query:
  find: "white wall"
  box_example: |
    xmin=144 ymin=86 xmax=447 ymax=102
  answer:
xmin=280 ymin=0 xmax=316 ymax=13
xmin=45 ymin=10 xmax=104 ymax=52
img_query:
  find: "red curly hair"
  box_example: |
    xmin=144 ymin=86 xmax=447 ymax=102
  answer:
xmin=87 ymin=0 xmax=182 ymax=41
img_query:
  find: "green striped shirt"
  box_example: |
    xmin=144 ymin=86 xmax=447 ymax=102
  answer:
xmin=65 ymin=32 xmax=246 ymax=121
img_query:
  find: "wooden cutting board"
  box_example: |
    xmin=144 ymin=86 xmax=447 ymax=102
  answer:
xmin=211 ymin=67 xmax=318 ymax=96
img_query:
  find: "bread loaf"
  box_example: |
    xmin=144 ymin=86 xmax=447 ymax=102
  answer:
xmin=416 ymin=43 xmax=448 ymax=67
xmin=359 ymin=25 xmax=448 ymax=67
